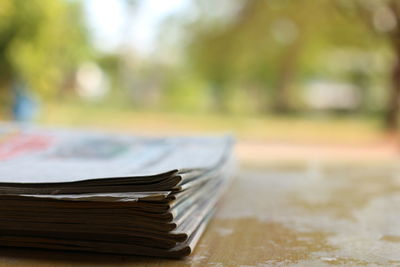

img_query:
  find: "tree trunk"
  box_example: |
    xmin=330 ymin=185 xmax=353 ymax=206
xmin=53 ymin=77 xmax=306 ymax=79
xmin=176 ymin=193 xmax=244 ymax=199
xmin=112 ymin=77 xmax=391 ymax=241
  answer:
xmin=0 ymin=78 xmax=13 ymax=117
xmin=385 ymin=55 xmax=400 ymax=131
xmin=210 ymin=81 xmax=229 ymax=113
xmin=272 ymin=42 xmax=301 ymax=114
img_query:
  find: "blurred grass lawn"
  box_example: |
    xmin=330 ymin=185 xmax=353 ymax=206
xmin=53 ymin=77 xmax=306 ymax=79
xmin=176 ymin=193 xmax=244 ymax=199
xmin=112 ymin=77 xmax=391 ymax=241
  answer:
xmin=39 ymin=102 xmax=386 ymax=145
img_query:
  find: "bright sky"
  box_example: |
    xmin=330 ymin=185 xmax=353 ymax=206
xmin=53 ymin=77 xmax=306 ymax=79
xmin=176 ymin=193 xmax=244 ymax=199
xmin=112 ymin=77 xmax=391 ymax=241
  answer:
xmin=84 ymin=0 xmax=189 ymax=54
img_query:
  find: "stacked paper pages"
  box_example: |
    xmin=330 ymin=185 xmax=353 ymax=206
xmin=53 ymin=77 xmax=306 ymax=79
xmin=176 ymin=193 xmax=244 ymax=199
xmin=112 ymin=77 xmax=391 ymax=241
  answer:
xmin=0 ymin=124 xmax=234 ymax=258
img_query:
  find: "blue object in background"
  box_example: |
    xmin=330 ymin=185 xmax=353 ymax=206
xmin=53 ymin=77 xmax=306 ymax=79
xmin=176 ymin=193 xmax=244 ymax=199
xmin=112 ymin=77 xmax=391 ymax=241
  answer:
xmin=12 ymin=79 xmax=38 ymax=122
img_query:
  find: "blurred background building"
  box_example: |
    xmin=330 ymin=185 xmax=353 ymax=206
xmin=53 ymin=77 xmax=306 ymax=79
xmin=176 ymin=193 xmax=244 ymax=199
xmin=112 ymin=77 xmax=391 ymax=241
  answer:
xmin=0 ymin=0 xmax=399 ymax=164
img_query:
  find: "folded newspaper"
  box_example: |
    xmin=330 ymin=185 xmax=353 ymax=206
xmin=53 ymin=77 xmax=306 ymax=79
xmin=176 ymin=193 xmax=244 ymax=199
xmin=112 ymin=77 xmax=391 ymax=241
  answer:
xmin=0 ymin=123 xmax=235 ymax=258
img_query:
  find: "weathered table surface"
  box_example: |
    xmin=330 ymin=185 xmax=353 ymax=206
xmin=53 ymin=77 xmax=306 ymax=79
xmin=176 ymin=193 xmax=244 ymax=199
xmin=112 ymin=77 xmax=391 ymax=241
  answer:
xmin=1 ymin=164 xmax=400 ymax=266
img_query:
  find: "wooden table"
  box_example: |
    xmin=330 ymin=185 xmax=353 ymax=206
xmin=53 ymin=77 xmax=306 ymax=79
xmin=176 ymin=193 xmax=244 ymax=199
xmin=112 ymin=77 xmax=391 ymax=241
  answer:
xmin=1 ymin=164 xmax=400 ymax=266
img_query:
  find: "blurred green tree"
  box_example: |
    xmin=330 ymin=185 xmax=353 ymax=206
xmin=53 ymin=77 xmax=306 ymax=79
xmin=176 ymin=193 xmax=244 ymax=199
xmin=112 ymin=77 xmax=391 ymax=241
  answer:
xmin=335 ymin=0 xmax=400 ymax=130
xmin=186 ymin=0 xmax=347 ymax=113
xmin=0 ymin=0 xmax=91 ymax=109
xmin=181 ymin=0 xmax=395 ymax=123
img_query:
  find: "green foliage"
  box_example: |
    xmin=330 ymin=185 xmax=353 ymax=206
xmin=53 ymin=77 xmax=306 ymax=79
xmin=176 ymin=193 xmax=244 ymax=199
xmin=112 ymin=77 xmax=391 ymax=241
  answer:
xmin=180 ymin=0 xmax=392 ymax=113
xmin=0 ymin=0 xmax=396 ymax=122
xmin=0 ymin=0 xmax=91 ymax=100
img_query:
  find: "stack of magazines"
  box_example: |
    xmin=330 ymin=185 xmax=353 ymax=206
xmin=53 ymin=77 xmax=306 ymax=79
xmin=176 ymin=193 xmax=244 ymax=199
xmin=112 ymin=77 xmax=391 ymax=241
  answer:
xmin=0 ymin=124 xmax=234 ymax=258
